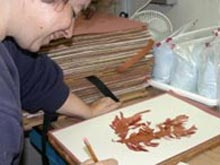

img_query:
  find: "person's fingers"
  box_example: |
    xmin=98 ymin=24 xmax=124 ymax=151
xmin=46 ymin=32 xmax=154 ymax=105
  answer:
xmin=81 ymin=158 xmax=118 ymax=165
xmin=80 ymin=159 xmax=94 ymax=165
xmin=100 ymin=97 xmax=115 ymax=105
xmin=92 ymin=97 xmax=114 ymax=109
xmin=97 ymin=97 xmax=121 ymax=112
xmin=96 ymin=158 xmax=118 ymax=165
xmin=90 ymin=97 xmax=121 ymax=117
xmin=104 ymin=102 xmax=121 ymax=112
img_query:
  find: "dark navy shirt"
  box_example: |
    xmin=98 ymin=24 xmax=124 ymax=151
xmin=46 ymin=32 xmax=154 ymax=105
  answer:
xmin=0 ymin=38 xmax=69 ymax=164
xmin=3 ymin=38 xmax=69 ymax=114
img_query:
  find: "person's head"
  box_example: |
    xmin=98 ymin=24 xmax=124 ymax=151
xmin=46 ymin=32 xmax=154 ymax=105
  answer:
xmin=5 ymin=0 xmax=91 ymax=52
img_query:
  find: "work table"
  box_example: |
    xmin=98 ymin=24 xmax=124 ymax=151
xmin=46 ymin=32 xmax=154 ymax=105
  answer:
xmin=46 ymin=87 xmax=220 ymax=165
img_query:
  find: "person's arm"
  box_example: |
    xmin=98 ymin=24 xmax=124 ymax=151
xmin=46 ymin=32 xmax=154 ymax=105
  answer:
xmin=4 ymin=38 xmax=120 ymax=118
xmin=57 ymin=92 xmax=120 ymax=119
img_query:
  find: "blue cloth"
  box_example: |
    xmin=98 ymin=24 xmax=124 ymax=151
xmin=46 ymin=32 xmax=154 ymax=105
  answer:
xmin=0 ymin=38 xmax=69 ymax=164
xmin=0 ymin=42 xmax=23 ymax=165
xmin=3 ymin=38 xmax=69 ymax=113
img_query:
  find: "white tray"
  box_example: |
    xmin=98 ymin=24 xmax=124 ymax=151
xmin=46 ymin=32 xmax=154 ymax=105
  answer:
xmin=148 ymin=79 xmax=218 ymax=107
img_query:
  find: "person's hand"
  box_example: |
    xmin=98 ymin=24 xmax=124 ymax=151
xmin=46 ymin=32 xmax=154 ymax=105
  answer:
xmin=81 ymin=158 xmax=118 ymax=165
xmin=90 ymin=97 xmax=121 ymax=117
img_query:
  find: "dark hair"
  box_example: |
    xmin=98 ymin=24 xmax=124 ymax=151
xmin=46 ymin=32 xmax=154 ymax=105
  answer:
xmin=41 ymin=0 xmax=68 ymax=4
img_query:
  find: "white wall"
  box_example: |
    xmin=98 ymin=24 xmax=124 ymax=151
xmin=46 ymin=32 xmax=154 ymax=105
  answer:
xmin=118 ymin=0 xmax=220 ymax=30
xmin=114 ymin=0 xmax=147 ymax=16
xmin=159 ymin=0 xmax=220 ymax=30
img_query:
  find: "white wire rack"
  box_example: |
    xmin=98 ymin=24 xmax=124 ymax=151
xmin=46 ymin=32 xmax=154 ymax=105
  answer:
xmin=129 ymin=0 xmax=173 ymax=41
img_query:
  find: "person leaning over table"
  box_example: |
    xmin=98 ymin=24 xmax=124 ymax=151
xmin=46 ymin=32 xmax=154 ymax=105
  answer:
xmin=0 ymin=0 xmax=120 ymax=164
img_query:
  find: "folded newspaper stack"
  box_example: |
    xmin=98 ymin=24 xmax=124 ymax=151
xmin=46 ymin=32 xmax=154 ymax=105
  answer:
xmin=41 ymin=12 xmax=154 ymax=103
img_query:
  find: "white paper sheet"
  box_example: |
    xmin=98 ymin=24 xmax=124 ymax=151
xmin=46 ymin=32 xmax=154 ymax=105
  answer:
xmin=51 ymin=94 xmax=220 ymax=165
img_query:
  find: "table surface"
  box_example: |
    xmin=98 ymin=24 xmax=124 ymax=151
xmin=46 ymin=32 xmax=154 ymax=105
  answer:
xmin=187 ymin=145 xmax=220 ymax=165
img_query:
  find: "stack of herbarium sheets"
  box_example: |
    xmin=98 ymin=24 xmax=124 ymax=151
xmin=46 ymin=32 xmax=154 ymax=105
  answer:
xmin=41 ymin=13 xmax=154 ymax=103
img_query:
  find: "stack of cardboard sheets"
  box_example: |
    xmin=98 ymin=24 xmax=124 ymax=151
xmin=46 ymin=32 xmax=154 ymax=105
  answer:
xmin=41 ymin=13 xmax=154 ymax=103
